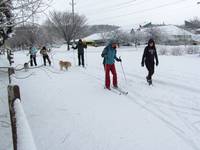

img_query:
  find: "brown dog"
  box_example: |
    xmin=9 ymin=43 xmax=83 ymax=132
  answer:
xmin=59 ymin=60 xmax=72 ymax=70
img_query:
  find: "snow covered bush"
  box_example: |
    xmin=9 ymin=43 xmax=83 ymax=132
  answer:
xmin=158 ymin=47 xmax=168 ymax=55
xmin=0 ymin=0 xmax=13 ymax=47
xmin=171 ymin=47 xmax=184 ymax=56
xmin=185 ymin=46 xmax=200 ymax=54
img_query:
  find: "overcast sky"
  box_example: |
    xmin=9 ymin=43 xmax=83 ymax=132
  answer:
xmin=40 ymin=0 xmax=200 ymax=28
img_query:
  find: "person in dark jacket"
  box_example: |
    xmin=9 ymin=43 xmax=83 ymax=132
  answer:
xmin=141 ymin=39 xmax=159 ymax=85
xmin=40 ymin=46 xmax=51 ymax=66
xmin=73 ymin=39 xmax=87 ymax=67
xmin=101 ymin=41 xmax=121 ymax=90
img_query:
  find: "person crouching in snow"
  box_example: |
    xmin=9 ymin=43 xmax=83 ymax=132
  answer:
xmin=141 ymin=39 xmax=159 ymax=85
xmin=101 ymin=41 xmax=122 ymax=90
xmin=40 ymin=46 xmax=51 ymax=66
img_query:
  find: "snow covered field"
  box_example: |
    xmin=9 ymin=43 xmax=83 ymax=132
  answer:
xmin=0 ymin=55 xmax=13 ymax=150
xmin=1 ymin=45 xmax=200 ymax=150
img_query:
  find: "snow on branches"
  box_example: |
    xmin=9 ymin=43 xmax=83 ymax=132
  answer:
xmin=0 ymin=0 xmax=52 ymax=47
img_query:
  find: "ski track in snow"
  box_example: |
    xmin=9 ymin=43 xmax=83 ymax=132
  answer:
xmin=5 ymin=46 xmax=200 ymax=150
xmin=83 ymin=68 xmax=200 ymax=150
xmin=76 ymin=50 xmax=200 ymax=150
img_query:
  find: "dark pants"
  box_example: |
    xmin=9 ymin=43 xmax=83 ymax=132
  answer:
xmin=78 ymin=53 xmax=84 ymax=67
xmin=105 ymin=64 xmax=117 ymax=89
xmin=30 ymin=55 xmax=37 ymax=66
xmin=145 ymin=61 xmax=154 ymax=81
xmin=43 ymin=55 xmax=51 ymax=66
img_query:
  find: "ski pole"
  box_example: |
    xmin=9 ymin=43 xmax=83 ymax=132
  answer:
xmin=119 ymin=57 xmax=127 ymax=83
xmin=72 ymin=43 xmax=76 ymax=66
xmin=85 ymin=47 xmax=88 ymax=67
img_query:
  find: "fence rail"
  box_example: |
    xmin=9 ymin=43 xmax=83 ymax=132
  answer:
xmin=8 ymin=85 xmax=37 ymax=150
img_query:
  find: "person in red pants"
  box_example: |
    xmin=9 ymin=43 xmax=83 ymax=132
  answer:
xmin=101 ymin=41 xmax=122 ymax=90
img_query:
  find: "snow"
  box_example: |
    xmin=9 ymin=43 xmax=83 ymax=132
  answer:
xmin=0 ymin=55 xmax=12 ymax=150
xmin=157 ymin=25 xmax=200 ymax=42
xmin=14 ymin=99 xmax=37 ymax=150
xmin=138 ymin=25 xmax=200 ymax=42
xmin=1 ymin=45 xmax=200 ymax=150
xmin=83 ymin=32 xmax=110 ymax=41
xmin=157 ymin=25 xmax=194 ymax=36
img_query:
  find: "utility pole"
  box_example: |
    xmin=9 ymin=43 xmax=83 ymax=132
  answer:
xmin=70 ymin=0 xmax=76 ymax=64
xmin=32 ymin=0 xmax=35 ymax=25
xmin=71 ymin=0 xmax=75 ymax=42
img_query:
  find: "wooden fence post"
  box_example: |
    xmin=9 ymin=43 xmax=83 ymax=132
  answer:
xmin=8 ymin=85 xmax=21 ymax=150
xmin=8 ymin=68 xmax=15 ymax=84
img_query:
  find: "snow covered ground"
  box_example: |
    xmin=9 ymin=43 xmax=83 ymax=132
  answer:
xmin=0 ymin=55 xmax=13 ymax=150
xmin=1 ymin=45 xmax=200 ymax=150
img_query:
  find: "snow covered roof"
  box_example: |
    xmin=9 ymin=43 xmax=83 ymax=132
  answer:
xmin=196 ymin=28 xmax=200 ymax=31
xmin=192 ymin=35 xmax=200 ymax=41
xmin=82 ymin=33 xmax=101 ymax=41
xmin=156 ymin=25 xmax=194 ymax=36
xmin=137 ymin=25 xmax=194 ymax=36
xmin=82 ymin=32 xmax=110 ymax=41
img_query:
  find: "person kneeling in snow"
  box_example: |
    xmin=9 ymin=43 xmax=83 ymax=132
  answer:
xmin=141 ymin=38 xmax=159 ymax=85
xmin=101 ymin=41 xmax=122 ymax=90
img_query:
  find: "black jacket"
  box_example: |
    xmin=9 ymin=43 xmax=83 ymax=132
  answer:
xmin=142 ymin=46 xmax=158 ymax=64
xmin=74 ymin=42 xmax=87 ymax=54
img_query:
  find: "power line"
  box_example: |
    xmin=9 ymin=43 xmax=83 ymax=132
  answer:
xmin=86 ymin=0 xmax=153 ymax=16
xmin=77 ymin=0 xmax=137 ymax=12
xmin=89 ymin=0 xmax=189 ymax=23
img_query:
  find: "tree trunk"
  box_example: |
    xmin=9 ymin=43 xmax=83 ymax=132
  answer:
xmin=67 ymin=42 xmax=70 ymax=51
xmin=67 ymin=43 xmax=70 ymax=51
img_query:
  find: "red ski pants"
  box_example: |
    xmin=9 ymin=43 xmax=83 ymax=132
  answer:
xmin=105 ymin=64 xmax=118 ymax=88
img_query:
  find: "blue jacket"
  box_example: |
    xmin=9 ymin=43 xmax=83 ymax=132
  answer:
xmin=101 ymin=44 xmax=118 ymax=65
xmin=30 ymin=46 xmax=37 ymax=55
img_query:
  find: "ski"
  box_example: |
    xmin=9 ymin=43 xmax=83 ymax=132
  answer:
xmin=104 ymin=87 xmax=121 ymax=95
xmin=112 ymin=87 xmax=128 ymax=95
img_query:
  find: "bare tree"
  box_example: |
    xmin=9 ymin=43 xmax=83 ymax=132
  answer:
xmin=100 ymin=32 xmax=110 ymax=43
xmin=146 ymin=27 xmax=162 ymax=43
xmin=7 ymin=24 xmax=54 ymax=50
xmin=0 ymin=0 xmax=52 ymax=47
xmin=47 ymin=11 xmax=87 ymax=50
xmin=109 ymin=29 xmax=131 ymax=45
xmin=189 ymin=17 xmax=200 ymax=28
xmin=131 ymin=29 xmax=145 ymax=46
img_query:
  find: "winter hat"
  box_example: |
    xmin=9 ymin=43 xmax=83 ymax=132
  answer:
xmin=106 ymin=39 xmax=117 ymax=46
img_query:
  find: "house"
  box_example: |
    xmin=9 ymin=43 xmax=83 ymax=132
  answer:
xmin=184 ymin=20 xmax=200 ymax=35
xmin=82 ymin=32 xmax=112 ymax=46
xmin=134 ymin=24 xmax=200 ymax=45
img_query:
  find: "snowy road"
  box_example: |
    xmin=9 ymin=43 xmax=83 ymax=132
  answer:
xmin=10 ymin=45 xmax=200 ymax=150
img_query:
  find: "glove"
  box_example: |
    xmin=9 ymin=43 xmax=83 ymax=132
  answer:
xmin=101 ymin=53 xmax=105 ymax=57
xmin=141 ymin=62 xmax=144 ymax=67
xmin=156 ymin=61 xmax=159 ymax=66
xmin=116 ymin=58 xmax=122 ymax=62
